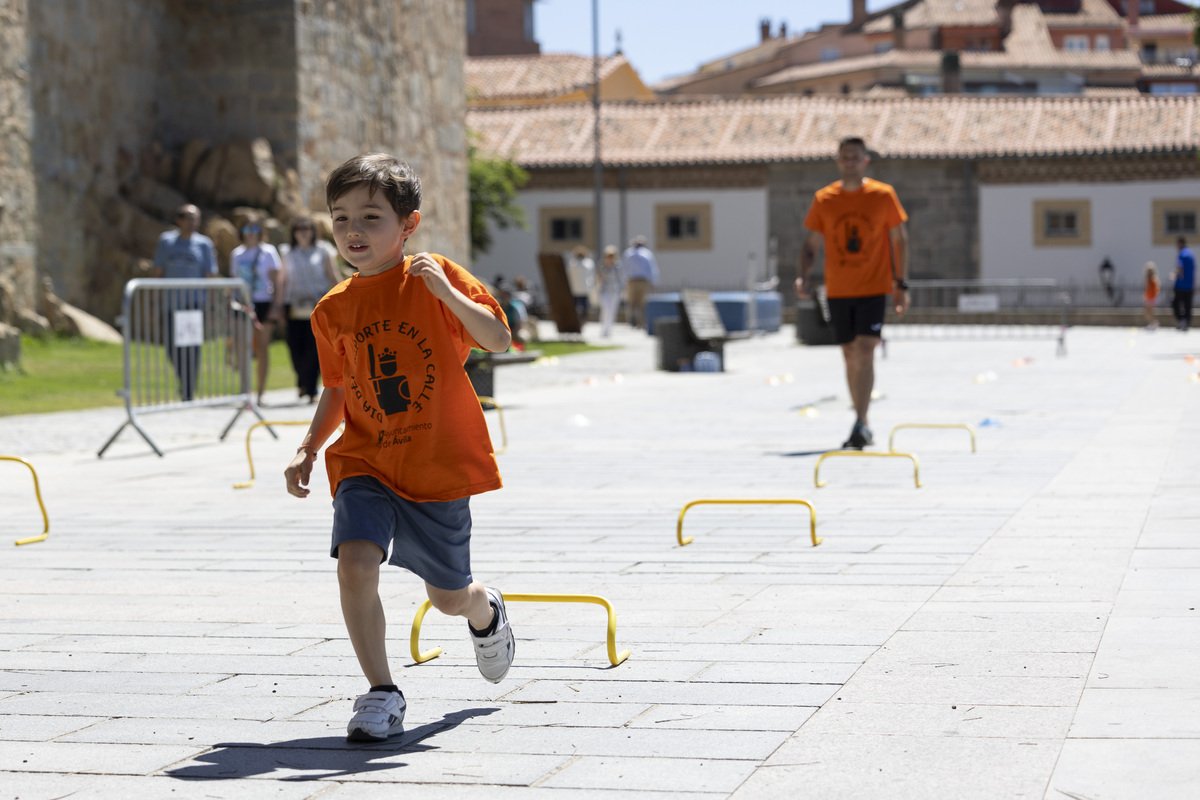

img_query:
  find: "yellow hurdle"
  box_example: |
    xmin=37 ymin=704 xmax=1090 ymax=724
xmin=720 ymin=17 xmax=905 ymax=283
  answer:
xmin=477 ymin=396 xmax=507 ymax=455
xmin=410 ymin=592 xmax=630 ymax=668
xmin=814 ymin=451 xmax=921 ymax=488
xmin=234 ymin=420 xmax=314 ymax=489
xmin=676 ymin=499 xmax=821 ymax=547
xmin=2 ymin=456 xmax=50 ymax=546
xmin=888 ymin=423 xmax=976 ymax=453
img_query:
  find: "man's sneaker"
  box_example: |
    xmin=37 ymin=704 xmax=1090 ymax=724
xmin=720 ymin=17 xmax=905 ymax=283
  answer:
xmin=470 ymin=586 xmax=515 ymax=684
xmin=842 ymin=421 xmax=874 ymax=450
xmin=346 ymin=689 xmax=405 ymax=742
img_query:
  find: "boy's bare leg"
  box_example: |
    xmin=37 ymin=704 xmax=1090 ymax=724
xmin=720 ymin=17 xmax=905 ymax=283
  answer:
xmin=254 ymin=323 xmax=272 ymax=401
xmin=337 ymin=540 xmax=392 ymax=687
xmin=426 ymin=581 xmax=495 ymax=630
xmin=841 ymin=336 xmax=879 ymax=425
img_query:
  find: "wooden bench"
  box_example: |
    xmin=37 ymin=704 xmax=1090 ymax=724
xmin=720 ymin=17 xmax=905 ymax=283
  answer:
xmin=465 ymin=349 xmax=542 ymax=397
xmin=656 ymin=290 xmax=749 ymax=372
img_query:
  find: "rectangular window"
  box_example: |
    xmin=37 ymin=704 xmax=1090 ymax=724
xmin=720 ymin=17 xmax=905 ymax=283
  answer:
xmin=1152 ymin=199 xmax=1200 ymax=245
xmin=654 ymin=203 xmax=712 ymax=252
xmin=1033 ymin=199 xmax=1091 ymax=247
xmin=524 ymin=0 xmax=535 ymax=42
xmin=466 ymin=0 xmax=476 ymax=35
xmin=821 ymin=47 xmax=840 ymax=62
xmin=1094 ymin=35 xmax=1110 ymax=52
xmin=550 ymin=217 xmax=582 ymax=241
xmin=1064 ymin=35 xmax=1089 ymax=52
xmin=1045 ymin=210 xmax=1078 ymax=238
xmin=539 ymin=205 xmax=593 ymax=253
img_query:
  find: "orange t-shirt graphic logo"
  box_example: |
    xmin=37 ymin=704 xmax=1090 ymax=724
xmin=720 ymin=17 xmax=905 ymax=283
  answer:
xmin=845 ymin=223 xmax=862 ymax=254
xmin=367 ymin=343 xmax=411 ymax=415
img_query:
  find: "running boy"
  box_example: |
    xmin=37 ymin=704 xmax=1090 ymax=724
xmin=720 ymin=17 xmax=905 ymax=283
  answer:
xmin=284 ymin=154 xmax=515 ymax=742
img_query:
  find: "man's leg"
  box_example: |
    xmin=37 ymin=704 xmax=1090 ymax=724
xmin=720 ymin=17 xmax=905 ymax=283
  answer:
xmin=842 ymin=335 xmax=880 ymax=426
xmin=337 ymin=540 xmax=392 ymax=687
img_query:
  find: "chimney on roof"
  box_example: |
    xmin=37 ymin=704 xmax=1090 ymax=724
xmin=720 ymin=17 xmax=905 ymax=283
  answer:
xmin=998 ymin=0 xmax=1017 ymax=41
xmin=852 ymin=0 xmax=868 ymax=25
xmin=941 ymin=51 xmax=962 ymax=94
xmin=1127 ymin=0 xmax=1140 ymax=27
xmin=892 ymin=8 xmax=906 ymax=51
xmin=780 ymin=20 xmax=788 ymax=39
xmin=760 ymin=17 xmax=771 ymax=42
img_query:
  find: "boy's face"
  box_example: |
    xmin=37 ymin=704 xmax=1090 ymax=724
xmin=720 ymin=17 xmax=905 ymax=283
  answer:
xmin=329 ymin=184 xmax=419 ymax=276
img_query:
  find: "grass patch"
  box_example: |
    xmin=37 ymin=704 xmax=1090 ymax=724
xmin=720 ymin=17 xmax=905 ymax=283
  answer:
xmin=529 ymin=340 xmax=618 ymax=358
xmin=0 ymin=335 xmax=620 ymax=417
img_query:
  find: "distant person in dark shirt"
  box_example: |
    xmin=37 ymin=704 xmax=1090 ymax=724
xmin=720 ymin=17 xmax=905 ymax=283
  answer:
xmin=1173 ymin=236 xmax=1195 ymax=332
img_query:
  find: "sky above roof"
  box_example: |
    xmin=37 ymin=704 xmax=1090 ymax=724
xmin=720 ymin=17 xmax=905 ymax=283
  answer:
xmin=534 ymin=1 xmax=893 ymax=85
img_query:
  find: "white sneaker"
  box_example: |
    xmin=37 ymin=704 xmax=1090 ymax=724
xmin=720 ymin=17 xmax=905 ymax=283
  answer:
xmin=346 ymin=689 xmax=405 ymax=742
xmin=471 ymin=587 xmax=515 ymax=683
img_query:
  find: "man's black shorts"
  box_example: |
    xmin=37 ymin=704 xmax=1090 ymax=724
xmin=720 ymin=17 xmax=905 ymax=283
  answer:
xmin=827 ymin=295 xmax=887 ymax=344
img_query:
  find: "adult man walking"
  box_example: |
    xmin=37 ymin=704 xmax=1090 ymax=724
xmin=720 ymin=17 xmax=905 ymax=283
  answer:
xmin=152 ymin=204 xmax=219 ymax=401
xmin=621 ymin=235 xmax=659 ymax=330
xmin=1172 ymin=236 xmax=1195 ymax=332
xmin=795 ymin=136 xmax=909 ymax=449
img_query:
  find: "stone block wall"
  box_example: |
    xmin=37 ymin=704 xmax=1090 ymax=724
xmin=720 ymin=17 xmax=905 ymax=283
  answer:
xmin=769 ymin=157 xmax=979 ymax=301
xmin=296 ymin=0 xmax=469 ymax=262
xmin=3 ymin=0 xmax=469 ymax=324
xmin=0 ymin=0 xmax=38 ymax=318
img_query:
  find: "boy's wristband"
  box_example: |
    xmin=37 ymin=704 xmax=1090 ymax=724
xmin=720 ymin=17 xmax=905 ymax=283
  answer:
xmin=296 ymin=445 xmax=317 ymax=457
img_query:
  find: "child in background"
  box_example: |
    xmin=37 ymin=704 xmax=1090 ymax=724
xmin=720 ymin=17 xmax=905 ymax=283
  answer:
xmin=1144 ymin=261 xmax=1160 ymax=331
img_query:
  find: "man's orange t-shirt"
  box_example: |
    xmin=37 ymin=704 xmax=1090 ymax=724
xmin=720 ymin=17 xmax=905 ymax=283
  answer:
xmin=803 ymin=178 xmax=907 ymax=299
xmin=311 ymin=254 xmax=508 ymax=502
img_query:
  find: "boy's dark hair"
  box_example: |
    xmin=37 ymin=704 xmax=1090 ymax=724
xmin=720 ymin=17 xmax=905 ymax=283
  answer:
xmin=838 ymin=136 xmax=867 ymax=152
xmin=326 ymin=154 xmax=422 ymax=218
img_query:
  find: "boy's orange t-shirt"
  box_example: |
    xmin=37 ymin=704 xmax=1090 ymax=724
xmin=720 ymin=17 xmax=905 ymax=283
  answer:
xmin=311 ymin=254 xmax=508 ymax=502
xmin=803 ymin=178 xmax=907 ymax=299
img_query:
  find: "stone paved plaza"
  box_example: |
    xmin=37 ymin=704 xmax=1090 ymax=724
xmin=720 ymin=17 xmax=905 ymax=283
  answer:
xmin=1 ymin=322 xmax=1198 ymax=799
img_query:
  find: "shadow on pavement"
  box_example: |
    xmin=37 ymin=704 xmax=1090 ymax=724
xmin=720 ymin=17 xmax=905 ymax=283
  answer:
xmin=164 ymin=707 xmax=499 ymax=781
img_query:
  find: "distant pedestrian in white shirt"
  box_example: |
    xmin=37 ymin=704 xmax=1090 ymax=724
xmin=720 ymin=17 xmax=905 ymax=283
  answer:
xmin=566 ymin=245 xmax=595 ymax=327
xmin=621 ymin=236 xmax=659 ymax=330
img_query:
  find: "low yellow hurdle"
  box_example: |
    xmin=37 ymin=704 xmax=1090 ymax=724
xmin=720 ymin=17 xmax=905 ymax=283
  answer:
xmin=410 ymin=592 xmax=630 ymax=668
xmin=3 ymin=456 xmax=49 ymax=546
xmin=676 ymin=499 xmax=821 ymax=547
xmin=888 ymin=423 xmax=976 ymax=453
xmin=814 ymin=451 xmax=921 ymax=488
xmin=234 ymin=420 xmax=319 ymax=489
xmin=477 ymin=396 xmax=507 ymax=455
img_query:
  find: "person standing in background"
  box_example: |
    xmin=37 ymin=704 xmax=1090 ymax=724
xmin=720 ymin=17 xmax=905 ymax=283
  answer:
xmin=283 ymin=216 xmax=342 ymax=403
xmin=152 ymin=204 xmax=219 ymax=402
xmin=596 ymin=245 xmax=624 ymax=338
xmin=230 ymin=220 xmax=284 ymax=404
xmin=565 ymin=245 xmax=595 ymax=328
xmin=1144 ymin=261 xmax=1160 ymax=331
xmin=1172 ymin=237 xmax=1195 ymax=332
xmin=621 ymin=235 xmax=659 ymax=330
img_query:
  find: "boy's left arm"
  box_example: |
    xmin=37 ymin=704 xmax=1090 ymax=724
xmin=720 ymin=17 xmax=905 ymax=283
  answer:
xmin=409 ymin=252 xmax=512 ymax=352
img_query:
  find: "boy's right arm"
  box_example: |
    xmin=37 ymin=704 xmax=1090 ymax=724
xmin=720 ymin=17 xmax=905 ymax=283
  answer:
xmin=284 ymin=386 xmax=346 ymax=498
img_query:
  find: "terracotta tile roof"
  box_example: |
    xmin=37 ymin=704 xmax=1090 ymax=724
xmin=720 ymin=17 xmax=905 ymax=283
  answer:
xmin=1042 ymin=0 xmax=1123 ymax=28
xmin=467 ymin=95 xmax=1200 ymax=167
xmin=1081 ymin=86 xmax=1142 ymax=95
xmin=1131 ymin=13 xmax=1195 ymax=32
xmin=466 ymin=53 xmax=629 ymax=103
xmin=863 ymin=0 xmax=997 ymax=32
xmin=753 ymin=49 xmax=939 ymax=87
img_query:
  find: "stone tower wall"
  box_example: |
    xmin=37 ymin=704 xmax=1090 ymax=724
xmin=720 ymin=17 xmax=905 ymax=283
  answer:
xmin=0 ymin=0 xmax=37 ymax=316
xmin=1 ymin=0 xmax=469 ymax=322
xmin=296 ymin=1 xmax=469 ymax=261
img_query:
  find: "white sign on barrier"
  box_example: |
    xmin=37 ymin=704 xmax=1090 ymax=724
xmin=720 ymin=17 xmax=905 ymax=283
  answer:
xmin=173 ymin=310 xmax=204 ymax=347
xmin=958 ymin=294 xmax=1000 ymax=313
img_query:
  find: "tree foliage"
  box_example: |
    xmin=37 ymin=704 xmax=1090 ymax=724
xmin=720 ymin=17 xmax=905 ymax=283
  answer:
xmin=468 ymin=143 xmax=529 ymax=258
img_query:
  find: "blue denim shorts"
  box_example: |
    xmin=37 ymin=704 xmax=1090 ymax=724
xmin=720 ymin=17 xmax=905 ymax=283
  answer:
xmin=331 ymin=475 xmax=473 ymax=591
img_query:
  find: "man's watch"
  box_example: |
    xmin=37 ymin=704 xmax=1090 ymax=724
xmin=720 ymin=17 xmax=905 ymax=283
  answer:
xmin=894 ymin=278 xmax=909 ymax=291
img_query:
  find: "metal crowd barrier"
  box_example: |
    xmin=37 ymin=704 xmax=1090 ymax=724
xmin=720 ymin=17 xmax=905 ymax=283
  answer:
xmin=98 ymin=278 xmax=269 ymax=457
xmin=884 ymin=279 xmax=1069 ymax=357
